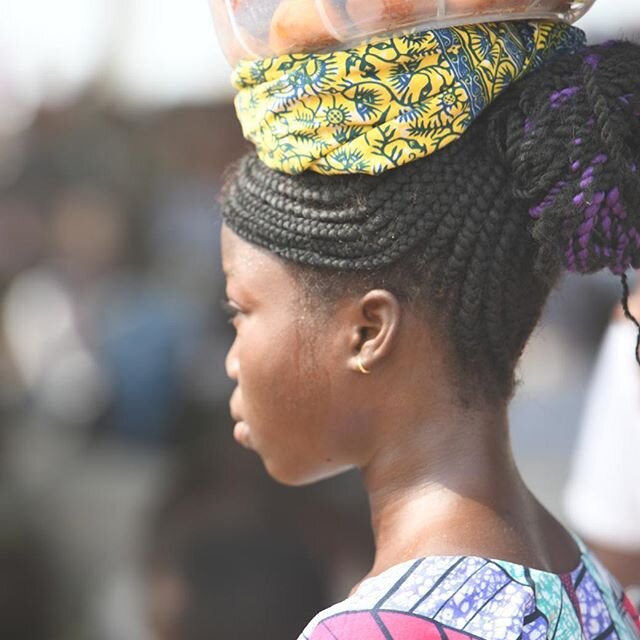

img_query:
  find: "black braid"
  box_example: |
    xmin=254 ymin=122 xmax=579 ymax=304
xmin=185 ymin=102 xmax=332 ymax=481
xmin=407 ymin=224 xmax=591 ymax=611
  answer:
xmin=222 ymin=41 xmax=640 ymax=402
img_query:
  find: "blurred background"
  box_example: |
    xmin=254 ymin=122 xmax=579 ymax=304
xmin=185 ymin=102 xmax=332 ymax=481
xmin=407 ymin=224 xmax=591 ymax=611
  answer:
xmin=0 ymin=1 xmax=638 ymax=638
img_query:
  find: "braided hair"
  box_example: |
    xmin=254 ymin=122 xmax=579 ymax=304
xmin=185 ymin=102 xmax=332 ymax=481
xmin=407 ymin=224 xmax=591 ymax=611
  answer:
xmin=222 ymin=41 xmax=640 ymax=403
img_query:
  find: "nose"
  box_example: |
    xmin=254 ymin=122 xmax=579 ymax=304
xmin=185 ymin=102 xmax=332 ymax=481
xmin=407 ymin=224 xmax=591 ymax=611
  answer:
xmin=225 ymin=337 xmax=240 ymax=381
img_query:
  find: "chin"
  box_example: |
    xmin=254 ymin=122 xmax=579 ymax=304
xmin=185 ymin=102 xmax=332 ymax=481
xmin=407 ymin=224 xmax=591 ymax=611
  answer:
xmin=264 ymin=459 xmax=355 ymax=487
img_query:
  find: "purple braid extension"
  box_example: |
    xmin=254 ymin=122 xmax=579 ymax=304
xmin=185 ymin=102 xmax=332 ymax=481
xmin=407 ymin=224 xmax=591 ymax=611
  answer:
xmin=503 ymin=41 xmax=640 ymax=367
xmin=621 ymin=273 xmax=640 ymax=366
xmin=531 ymin=144 xmax=640 ymax=276
xmin=619 ymin=93 xmax=634 ymax=106
xmin=568 ymin=181 xmax=639 ymax=275
xmin=618 ymin=93 xmax=640 ymax=118
xmin=550 ymin=86 xmax=581 ymax=108
xmin=584 ymin=53 xmax=601 ymax=70
xmin=529 ymin=180 xmax=567 ymax=219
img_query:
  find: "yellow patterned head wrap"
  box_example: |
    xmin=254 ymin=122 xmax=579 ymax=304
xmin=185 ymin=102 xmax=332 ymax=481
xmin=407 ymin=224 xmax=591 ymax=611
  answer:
xmin=233 ymin=21 xmax=585 ymax=176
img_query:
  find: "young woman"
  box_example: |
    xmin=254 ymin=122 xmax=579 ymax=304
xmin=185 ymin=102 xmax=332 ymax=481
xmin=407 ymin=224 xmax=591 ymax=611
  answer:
xmin=218 ymin=19 xmax=640 ymax=640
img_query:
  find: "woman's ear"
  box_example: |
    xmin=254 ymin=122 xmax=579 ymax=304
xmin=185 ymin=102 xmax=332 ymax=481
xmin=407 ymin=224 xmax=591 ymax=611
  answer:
xmin=347 ymin=290 xmax=402 ymax=374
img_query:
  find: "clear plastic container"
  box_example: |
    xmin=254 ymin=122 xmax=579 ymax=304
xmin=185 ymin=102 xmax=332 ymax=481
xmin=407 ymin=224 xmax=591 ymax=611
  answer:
xmin=211 ymin=0 xmax=596 ymax=65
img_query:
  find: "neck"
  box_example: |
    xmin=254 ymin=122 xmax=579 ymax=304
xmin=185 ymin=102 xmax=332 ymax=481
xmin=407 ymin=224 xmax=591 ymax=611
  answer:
xmin=360 ymin=402 xmax=538 ymax=577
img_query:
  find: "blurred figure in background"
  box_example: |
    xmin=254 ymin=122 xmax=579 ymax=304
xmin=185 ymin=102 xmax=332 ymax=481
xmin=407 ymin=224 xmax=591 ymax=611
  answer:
xmin=0 ymin=501 xmax=56 ymax=640
xmin=0 ymin=106 xmax=233 ymax=639
xmin=564 ymin=277 xmax=640 ymax=599
xmin=2 ymin=181 xmax=198 ymax=442
xmin=147 ymin=522 xmax=329 ymax=640
xmin=2 ymin=185 xmax=121 ymax=429
xmin=143 ymin=107 xmax=237 ymax=412
xmin=145 ymin=419 xmax=330 ymax=640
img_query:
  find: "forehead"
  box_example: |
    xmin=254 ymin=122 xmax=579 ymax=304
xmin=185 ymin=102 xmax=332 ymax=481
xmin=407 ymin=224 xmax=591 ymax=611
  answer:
xmin=221 ymin=224 xmax=296 ymax=294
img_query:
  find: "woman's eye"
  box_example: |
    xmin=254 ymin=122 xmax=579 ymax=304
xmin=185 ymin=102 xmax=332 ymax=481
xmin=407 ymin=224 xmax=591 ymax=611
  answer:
xmin=220 ymin=298 xmax=241 ymax=324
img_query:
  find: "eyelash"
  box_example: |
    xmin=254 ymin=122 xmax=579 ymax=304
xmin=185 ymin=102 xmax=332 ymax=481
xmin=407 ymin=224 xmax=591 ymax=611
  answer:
xmin=220 ymin=299 xmax=241 ymax=324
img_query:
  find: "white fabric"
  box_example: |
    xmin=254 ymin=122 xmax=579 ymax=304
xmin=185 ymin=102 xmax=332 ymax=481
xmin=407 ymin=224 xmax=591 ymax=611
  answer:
xmin=564 ymin=321 xmax=640 ymax=552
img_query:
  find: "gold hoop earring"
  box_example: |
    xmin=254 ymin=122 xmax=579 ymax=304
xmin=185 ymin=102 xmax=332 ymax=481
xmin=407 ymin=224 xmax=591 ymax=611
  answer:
xmin=357 ymin=356 xmax=371 ymax=375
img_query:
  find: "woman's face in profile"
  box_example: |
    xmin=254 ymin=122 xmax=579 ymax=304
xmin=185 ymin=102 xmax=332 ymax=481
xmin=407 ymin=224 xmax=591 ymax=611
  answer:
xmin=221 ymin=225 xmax=364 ymax=486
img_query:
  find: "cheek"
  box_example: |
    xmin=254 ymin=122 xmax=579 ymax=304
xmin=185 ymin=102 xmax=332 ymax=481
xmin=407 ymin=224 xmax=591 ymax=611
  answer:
xmin=233 ymin=316 xmax=373 ymax=485
xmin=236 ymin=322 xmax=310 ymax=425
xmin=240 ymin=324 xmax=343 ymax=470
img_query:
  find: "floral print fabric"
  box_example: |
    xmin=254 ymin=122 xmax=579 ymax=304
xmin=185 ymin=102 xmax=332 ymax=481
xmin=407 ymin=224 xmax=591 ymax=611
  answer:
xmin=299 ymin=540 xmax=640 ymax=639
xmin=233 ymin=21 xmax=585 ymax=176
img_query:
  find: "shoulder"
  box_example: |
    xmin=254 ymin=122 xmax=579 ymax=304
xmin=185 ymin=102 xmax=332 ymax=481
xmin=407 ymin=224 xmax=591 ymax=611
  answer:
xmin=298 ymin=549 xmax=640 ymax=640
xmin=297 ymin=555 xmax=537 ymax=640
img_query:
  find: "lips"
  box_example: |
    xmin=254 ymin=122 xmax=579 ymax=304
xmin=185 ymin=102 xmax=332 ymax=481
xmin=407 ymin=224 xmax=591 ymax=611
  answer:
xmin=230 ymin=406 xmax=243 ymax=423
xmin=229 ymin=388 xmax=243 ymax=423
xmin=229 ymin=389 xmax=252 ymax=448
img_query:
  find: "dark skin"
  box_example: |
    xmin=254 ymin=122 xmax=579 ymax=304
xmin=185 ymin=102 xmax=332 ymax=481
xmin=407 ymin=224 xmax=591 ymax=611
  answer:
xmin=221 ymin=224 xmax=580 ymax=585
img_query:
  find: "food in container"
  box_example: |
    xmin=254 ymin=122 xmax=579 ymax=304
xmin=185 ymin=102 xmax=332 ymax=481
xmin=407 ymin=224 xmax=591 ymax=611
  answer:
xmin=211 ymin=0 xmax=597 ymax=64
xmin=269 ymin=0 xmax=347 ymax=56
xmin=345 ymin=0 xmax=437 ymax=32
xmin=211 ymin=0 xmax=269 ymax=60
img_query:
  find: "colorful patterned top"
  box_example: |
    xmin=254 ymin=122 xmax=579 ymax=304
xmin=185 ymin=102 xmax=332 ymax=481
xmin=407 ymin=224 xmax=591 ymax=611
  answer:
xmin=299 ymin=538 xmax=640 ymax=639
